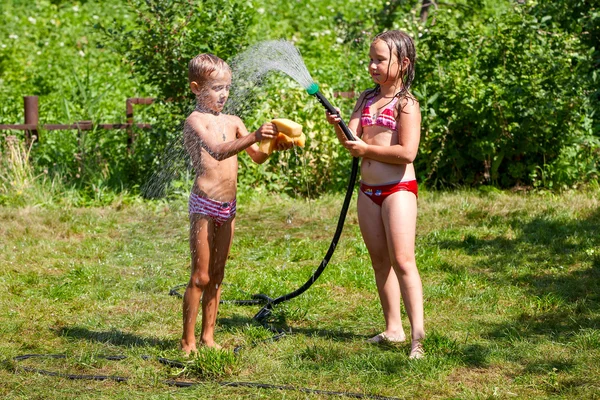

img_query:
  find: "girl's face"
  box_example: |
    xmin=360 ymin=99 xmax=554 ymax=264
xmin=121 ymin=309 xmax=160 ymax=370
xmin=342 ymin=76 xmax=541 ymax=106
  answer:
xmin=194 ymin=69 xmax=232 ymax=113
xmin=368 ymin=39 xmax=400 ymax=86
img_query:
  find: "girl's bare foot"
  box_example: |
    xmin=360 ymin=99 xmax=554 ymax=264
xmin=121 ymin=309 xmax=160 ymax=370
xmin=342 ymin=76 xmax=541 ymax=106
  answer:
xmin=409 ymin=339 xmax=424 ymax=359
xmin=366 ymin=331 xmax=406 ymax=343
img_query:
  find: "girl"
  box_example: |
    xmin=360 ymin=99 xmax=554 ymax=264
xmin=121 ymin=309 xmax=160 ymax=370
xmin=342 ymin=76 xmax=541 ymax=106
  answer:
xmin=326 ymin=30 xmax=424 ymax=359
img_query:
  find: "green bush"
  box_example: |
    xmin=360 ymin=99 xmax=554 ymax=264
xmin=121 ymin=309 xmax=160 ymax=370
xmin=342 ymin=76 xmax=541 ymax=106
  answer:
xmin=2 ymin=0 xmax=598 ymax=197
xmin=99 ymin=0 xmax=257 ymax=196
xmin=415 ymin=4 xmax=599 ymax=188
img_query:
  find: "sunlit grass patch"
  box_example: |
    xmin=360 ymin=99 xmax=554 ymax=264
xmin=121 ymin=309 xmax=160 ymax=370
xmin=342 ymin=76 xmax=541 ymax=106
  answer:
xmin=180 ymin=347 xmax=240 ymax=379
xmin=1 ymin=187 xmax=599 ymax=398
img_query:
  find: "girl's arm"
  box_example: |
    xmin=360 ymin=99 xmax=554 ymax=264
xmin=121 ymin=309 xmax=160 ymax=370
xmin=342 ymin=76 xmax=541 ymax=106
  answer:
xmin=345 ymin=98 xmax=421 ymax=164
xmin=326 ymin=92 xmax=365 ymax=142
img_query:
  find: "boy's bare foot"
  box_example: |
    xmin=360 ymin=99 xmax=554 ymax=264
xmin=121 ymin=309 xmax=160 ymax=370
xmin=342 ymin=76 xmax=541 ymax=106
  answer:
xmin=200 ymin=340 xmax=222 ymax=350
xmin=366 ymin=331 xmax=406 ymax=344
xmin=179 ymin=339 xmax=197 ymax=357
xmin=409 ymin=339 xmax=424 ymax=359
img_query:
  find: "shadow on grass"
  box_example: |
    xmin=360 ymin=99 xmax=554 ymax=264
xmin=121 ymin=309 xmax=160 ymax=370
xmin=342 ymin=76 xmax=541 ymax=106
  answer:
xmin=287 ymin=326 xmax=363 ymax=341
xmin=523 ymin=359 xmax=576 ymax=374
xmin=435 ymin=207 xmax=600 ymax=342
xmin=56 ymin=326 xmax=176 ymax=350
xmin=218 ymin=312 xmax=362 ymax=343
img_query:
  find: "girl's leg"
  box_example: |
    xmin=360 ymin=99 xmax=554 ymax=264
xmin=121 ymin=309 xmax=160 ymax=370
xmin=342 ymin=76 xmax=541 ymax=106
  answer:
xmin=357 ymin=192 xmax=406 ymax=341
xmin=181 ymin=214 xmax=213 ymax=354
xmin=382 ymin=191 xmax=425 ymax=350
xmin=199 ymin=217 xmax=235 ymax=347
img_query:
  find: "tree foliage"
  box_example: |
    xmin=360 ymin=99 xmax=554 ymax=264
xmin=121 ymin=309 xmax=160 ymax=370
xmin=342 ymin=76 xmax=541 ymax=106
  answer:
xmin=1 ymin=0 xmax=598 ymax=195
xmin=415 ymin=3 xmax=599 ymax=188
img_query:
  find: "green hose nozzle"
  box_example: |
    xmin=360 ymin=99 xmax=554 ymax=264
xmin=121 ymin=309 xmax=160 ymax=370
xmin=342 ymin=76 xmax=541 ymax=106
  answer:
xmin=306 ymin=81 xmax=355 ymax=141
xmin=306 ymin=82 xmax=319 ymax=95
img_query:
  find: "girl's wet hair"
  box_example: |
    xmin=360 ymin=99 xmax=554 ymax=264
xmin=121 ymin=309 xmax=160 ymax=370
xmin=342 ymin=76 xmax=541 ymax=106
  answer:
xmin=374 ymin=30 xmax=416 ymax=97
xmin=355 ymin=30 xmax=417 ymax=114
xmin=188 ymin=53 xmax=231 ymax=85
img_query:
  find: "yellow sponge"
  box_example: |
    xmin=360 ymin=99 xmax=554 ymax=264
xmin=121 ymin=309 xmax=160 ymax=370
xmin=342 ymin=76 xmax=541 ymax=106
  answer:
xmin=259 ymin=118 xmax=305 ymax=155
xmin=272 ymin=118 xmax=302 ymax=138
xmin=275 ymin=132 xmax=306 ymax=147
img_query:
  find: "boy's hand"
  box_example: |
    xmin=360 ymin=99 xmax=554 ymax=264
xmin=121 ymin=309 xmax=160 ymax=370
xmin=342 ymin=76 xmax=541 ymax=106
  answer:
xmin=325 ymin=108 xmax=341 ymax=125
xmin=255 ymin=122 xmax=278 ymax=142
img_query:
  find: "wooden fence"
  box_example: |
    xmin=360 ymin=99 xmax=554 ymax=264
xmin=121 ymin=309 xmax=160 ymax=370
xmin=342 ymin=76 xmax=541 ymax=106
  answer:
xmin=0 ymin=92 xmax=356 ymax=150
xmin=0 ymin=96 xmax=155 ymax=151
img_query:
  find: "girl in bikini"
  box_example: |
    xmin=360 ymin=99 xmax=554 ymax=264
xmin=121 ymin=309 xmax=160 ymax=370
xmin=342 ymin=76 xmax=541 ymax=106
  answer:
xmin=326 ymin=30 xmax=424 ymax=359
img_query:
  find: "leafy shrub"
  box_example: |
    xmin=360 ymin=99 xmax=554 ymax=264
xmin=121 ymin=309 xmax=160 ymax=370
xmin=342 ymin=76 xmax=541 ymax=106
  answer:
xmin=99 ymin=0 xmax=257 ymax=196
xmin=415 ymin=4 xmax=599 ymax=188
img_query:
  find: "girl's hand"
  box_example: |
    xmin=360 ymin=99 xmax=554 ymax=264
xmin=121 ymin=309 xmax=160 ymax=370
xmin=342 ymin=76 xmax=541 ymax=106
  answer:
xmin=325 ymin=108 xmax=342 ymax=125
xmin=343 ymin=136 xmax=368 ymax=158
xmin=255 ymin=122 xmax=278 ymax=141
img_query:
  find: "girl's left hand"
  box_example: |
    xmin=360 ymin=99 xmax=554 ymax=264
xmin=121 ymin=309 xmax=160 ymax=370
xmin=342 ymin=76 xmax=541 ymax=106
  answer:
xmin=343 ymin=136 xmax=368 ymax=157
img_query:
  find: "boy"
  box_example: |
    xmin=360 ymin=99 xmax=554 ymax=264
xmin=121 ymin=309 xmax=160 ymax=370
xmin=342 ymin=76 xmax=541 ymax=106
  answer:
xmin=181 ymin=53 xmax=288 ymax=354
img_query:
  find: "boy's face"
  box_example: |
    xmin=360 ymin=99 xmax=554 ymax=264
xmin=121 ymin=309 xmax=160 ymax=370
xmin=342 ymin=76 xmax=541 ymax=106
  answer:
xmin=191 ymin=68 xmax=232 ymax=113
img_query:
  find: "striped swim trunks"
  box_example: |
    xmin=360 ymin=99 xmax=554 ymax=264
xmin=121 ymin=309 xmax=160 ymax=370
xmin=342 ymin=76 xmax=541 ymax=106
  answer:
xmin=188 ymin=192 xmax=237 ymax=227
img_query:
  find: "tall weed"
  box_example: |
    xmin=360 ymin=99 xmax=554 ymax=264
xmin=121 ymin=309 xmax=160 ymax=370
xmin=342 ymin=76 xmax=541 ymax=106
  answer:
xmin=0 ymin=135 xmax=35 ymax=193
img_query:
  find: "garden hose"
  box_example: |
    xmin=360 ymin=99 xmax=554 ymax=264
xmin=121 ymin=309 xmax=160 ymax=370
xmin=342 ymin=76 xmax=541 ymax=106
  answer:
xmin=252 ymin=156 xmax=358 ymax=320
xmin=10 ymin=83 xmax=371 ymax=399
xmin=10 ymin=353 xmax=400 ymax=399
xmin=253 ymin=83 xmax=358 ymax=320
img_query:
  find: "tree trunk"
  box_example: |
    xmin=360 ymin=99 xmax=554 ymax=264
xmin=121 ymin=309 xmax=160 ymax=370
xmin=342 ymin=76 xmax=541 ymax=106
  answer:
xmin=420 ymin=0 xmax=432 ymax=23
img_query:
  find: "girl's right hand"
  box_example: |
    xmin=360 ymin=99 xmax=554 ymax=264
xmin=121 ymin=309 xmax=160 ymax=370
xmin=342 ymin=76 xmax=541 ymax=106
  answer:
xmin=325 ymin=108 xmax=341 ymax=125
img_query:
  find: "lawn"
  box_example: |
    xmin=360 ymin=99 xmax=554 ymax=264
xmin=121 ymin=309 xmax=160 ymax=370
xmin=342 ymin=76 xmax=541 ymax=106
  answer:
xmin=1 ymin=187 xmax=599 ymax=399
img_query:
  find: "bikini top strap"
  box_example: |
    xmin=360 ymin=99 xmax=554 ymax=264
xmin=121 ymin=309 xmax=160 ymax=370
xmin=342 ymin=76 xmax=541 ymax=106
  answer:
xmin=387 ymin=95 xmax=400 ymax=110
xmin=364 ymin=93 xmax=376 ymax=108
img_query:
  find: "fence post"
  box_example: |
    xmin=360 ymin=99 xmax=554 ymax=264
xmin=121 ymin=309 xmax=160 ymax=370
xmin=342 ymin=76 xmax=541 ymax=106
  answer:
xmin=24 ymin=96 xmax=39 ymax=143
xmin=126 ymin=98 xmax=134 ymax=153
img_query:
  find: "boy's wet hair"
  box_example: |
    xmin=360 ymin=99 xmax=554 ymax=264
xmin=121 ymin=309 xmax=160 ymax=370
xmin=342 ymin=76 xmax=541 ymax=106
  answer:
xmin=188 ymin=53 xmax=231 ymax=85
xmin=374 ymin=30 xmax=416 ymax=96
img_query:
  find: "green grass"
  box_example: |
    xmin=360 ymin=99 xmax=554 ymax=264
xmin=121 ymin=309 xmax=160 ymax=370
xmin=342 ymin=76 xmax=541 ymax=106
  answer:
xmin=1 ymin=187 xmax=599 ymax=399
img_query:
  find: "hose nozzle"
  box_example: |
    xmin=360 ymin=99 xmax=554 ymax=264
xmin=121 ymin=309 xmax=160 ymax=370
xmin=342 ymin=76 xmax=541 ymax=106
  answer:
xmin=306 ymin=82 xmax=320 ymax=95
xmin=306 ymin=82 xmax=355 ymax=141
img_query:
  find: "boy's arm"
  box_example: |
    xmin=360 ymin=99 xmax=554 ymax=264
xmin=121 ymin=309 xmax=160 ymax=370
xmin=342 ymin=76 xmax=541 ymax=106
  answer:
xmin=240 ymin=120 xmax=276 ymax=164
xmin=188 ymin=114 xmax=276 ymax=161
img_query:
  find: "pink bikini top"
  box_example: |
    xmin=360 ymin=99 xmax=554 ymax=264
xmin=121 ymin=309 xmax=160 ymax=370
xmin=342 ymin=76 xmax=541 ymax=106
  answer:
xmin=360 ymin=95 xmax=399 ymax=130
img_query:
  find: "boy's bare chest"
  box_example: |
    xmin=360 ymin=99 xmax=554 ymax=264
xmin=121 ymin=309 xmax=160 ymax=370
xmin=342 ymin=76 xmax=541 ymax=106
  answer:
xmin=208 ymin=119 xmax=235 ymax=142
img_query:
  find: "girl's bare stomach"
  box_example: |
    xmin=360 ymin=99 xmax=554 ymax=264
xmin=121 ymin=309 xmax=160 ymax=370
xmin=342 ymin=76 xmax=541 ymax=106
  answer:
xmin=360 ymin=159 xmax=416 ymax=185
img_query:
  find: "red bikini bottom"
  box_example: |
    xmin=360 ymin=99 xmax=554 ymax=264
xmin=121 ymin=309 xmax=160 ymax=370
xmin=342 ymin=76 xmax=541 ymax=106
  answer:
xmin=359 ymin=180 xmax=418 ymax=206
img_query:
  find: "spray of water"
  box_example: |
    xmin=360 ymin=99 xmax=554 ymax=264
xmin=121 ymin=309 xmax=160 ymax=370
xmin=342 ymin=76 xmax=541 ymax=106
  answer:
xmin=230 ymin=40 xmax=315 ymax=92
xmin=142 ymin=40 xmax=316 ymax=199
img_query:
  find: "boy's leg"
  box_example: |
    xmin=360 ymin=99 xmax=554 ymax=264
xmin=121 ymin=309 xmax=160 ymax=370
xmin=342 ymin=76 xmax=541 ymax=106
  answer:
xmin=382 ymin=191 xmax=424 ymax=344
xmin=357 ymin=193 xmax=405 ymax=341
xmin=199 ymin=217 xmax=235 ymax=347
xmin=181 ymin=214 xmax=213 ymax=354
